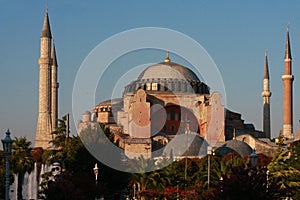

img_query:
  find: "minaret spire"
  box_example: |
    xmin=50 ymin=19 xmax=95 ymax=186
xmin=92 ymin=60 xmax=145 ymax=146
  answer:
xmin=285 ymin=25 xmax=292 ymax=60
xmin=41 ymin=6 xmax=52 ymax=38
xmin=264 ymin=50 xmax=269 ymax=79
xmin=282 ymin=25 xmax=294 ymax=139
xmin=51 ymin=39 xmax=59 ymax=132
xmin=51 ymin=39 xmax=57 ymax=66
xmin=262 ymin=49 xmax=271 ymax=138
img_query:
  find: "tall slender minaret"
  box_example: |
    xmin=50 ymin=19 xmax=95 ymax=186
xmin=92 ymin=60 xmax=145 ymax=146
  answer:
xmin=282 ymin=26 xmax=294 ymax=139
xmin=35 ymin=7 xmax=53 ymax=149
xmin=51 ymin=39 xmax=59 ymax=131
xmin=262 ymin=50 xmax=271 ymax=139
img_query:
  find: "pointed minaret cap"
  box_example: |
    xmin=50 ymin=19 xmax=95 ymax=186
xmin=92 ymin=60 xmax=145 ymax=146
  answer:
xmin=51 ymin=39 xmax=57 ymax=66
xmin=264 ymin=49 xmax=269 ymax=79
xmin=164 ymin=50 xmax=171 ymax=62
xmin=41 ymin=6 xmax=52 ymax=38
xmin=285 ymin=25 xmax=292 ymax=60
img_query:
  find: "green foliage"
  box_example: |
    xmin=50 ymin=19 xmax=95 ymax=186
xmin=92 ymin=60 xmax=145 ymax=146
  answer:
xmin=39 ymin=117 xmax=299 ymax=199
xmin=11 ymin=137 xmax=34 ymax=200
xmin=39 ymin=171 xmax=93 ymax=200
xmin=125 ymin=152 xmax=285 ymax=199
xmin=41 ymin=118 xmax=129 ymax=199
xmin=268 ymin=140 xmax=300 ymax=199
xmin=212 ymin=167 xmax=284 ymax=200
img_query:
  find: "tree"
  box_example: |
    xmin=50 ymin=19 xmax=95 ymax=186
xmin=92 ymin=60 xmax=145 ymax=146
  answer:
xmin=268 ymin=140 xmax=300 ymax=199
xmin=128 ymin=156 xmax=158 ymax=192
xmin=11 ymin=137 xmax=34 ymax=200
xmin=210 ymin=166 xmax=285 ymax=200
xmin=41 ymin=118 xmax=130 ymax=199
xmin=50 ymin=117 xmax=67 ymax=149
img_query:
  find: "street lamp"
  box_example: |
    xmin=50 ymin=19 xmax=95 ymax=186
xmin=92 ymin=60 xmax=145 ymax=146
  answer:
xmin=220 ymin=176 xmax=223 ymax=193
xmin=93 ymin=163 xmax=99 ymax=186
xmin=176 ymin=180 xmax=180 ymax=200
xmin=250 ymin=149 xmax=258 ymax=167
xmin=266 ymin=170 xmax=269 ymax=192
xmin=93 ymin=163 xmax=99 ymax=200
xmin=2 ymin=129 xmax=13 ymax=200
xmin=207 ymin=146 xmax=214 ymax=189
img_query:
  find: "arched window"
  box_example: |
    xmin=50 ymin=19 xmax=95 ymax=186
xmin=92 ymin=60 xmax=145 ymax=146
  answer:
xmin=170 ymin=109 xmax=175 ymax=120
xmin=146 ymin=83 xmax=151 ymax=90
xmin=177 ymin=82 xmax=181 ymax=92
xmin=152 ymin=83 xmax=158 ymax=91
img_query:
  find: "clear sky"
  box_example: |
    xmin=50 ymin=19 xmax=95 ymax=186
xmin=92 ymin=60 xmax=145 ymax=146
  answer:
xmin=0 ymin=0 xmax=300 ymax=142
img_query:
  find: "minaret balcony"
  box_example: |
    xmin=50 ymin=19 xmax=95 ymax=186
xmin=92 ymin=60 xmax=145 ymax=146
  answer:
xmin=282 ymin=75 xmax=294 ymax=81
xmin=261 ymin=91 xmax=271 ymax=97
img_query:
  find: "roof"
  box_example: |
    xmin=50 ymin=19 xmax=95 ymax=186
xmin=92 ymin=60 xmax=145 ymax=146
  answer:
xmin=163 ymin=133 xmax=208 ymax=157
xmin=95 ymin=98 xmax=123 ymax=107
xmin=220 ymin=140 xmax=253 ymax=158
xmin=137 ymin=61 xmax=200 ymax=81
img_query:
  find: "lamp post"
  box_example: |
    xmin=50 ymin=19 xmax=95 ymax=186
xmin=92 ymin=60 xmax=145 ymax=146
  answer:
xmin=93 ymin=163 xmax=99 ymax=200
xmin=250 ymin=149 xmax=258 ymax=167
xmin=2 ymin=129 xmax=13 ymax=200
xmin=184 ymin=118 xmax=190 ymax=199
xmin=266 ymin=170 xmax=269 ymax=192
xmin=220 ymin=176 xmax=223 ymax=193
xmin=93 ymin=163 xmax=99 ymax=185
xmin=176 ymin=180 xmax=180 ymax=200
xmin=207 ymin=146 xmax=212 ymax=189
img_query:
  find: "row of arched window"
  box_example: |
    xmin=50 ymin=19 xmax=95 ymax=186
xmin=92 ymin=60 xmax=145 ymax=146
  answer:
xmin=124 ymin=79 xmax=209 ymax=94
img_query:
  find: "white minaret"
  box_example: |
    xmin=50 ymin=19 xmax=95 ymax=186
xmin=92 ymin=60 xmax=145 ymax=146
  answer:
xmin=51 ymin=39 xmax=59 ymax=131
xmin=35 ymin=7 xmax=53 ymax=149
xmin=261 ymin=50 xmax=271 ymax=139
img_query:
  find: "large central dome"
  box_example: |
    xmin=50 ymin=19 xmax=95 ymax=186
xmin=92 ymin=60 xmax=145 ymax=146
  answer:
xmin=137 ymin=61 xmax=200 ymax=81
xmin=124 ymin=54 xmax=210 ymax=94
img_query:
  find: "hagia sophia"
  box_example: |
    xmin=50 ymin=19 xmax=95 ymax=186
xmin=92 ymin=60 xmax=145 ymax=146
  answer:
xmin=36 ymin=9 xmax=300 ymax=161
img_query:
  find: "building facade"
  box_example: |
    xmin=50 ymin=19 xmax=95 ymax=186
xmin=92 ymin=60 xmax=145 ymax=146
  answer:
xmin=85 ymin=53 xmax=268 ymax=159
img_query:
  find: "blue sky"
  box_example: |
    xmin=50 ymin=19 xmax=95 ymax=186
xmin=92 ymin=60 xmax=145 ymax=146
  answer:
xmin=0 ymin=1 xmax=300 ymax=142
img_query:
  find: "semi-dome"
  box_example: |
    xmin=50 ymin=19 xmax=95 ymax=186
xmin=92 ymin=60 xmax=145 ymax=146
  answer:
xmin=218 ymin=140 xmax=253 ymax=158
xmin=124 ymin=54 xmax=210 ymax=94
xmin=163 ymin=133 xmax=208 ymax=158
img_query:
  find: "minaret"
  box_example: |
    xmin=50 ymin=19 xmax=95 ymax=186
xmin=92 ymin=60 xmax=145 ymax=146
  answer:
xmin=51 ymin=39 xmax=59 ymax=131
xmin=282 ymin=26 xmax=294 ymax=139
xmin=261 ymin=50 xmax=271 ymax=139
xmin=35 ymin=7 xmax=53 ymax=149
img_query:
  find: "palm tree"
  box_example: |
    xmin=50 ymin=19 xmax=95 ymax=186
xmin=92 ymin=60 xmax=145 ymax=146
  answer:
xmin=11 ymin=137 xmax=34 ymax=200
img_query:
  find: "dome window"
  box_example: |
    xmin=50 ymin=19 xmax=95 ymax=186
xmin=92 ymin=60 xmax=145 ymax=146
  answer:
xmin=146 ymin=83 xmax=151 ymax=90
xmin=152 ymin=83 xmax=158 ymax=91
